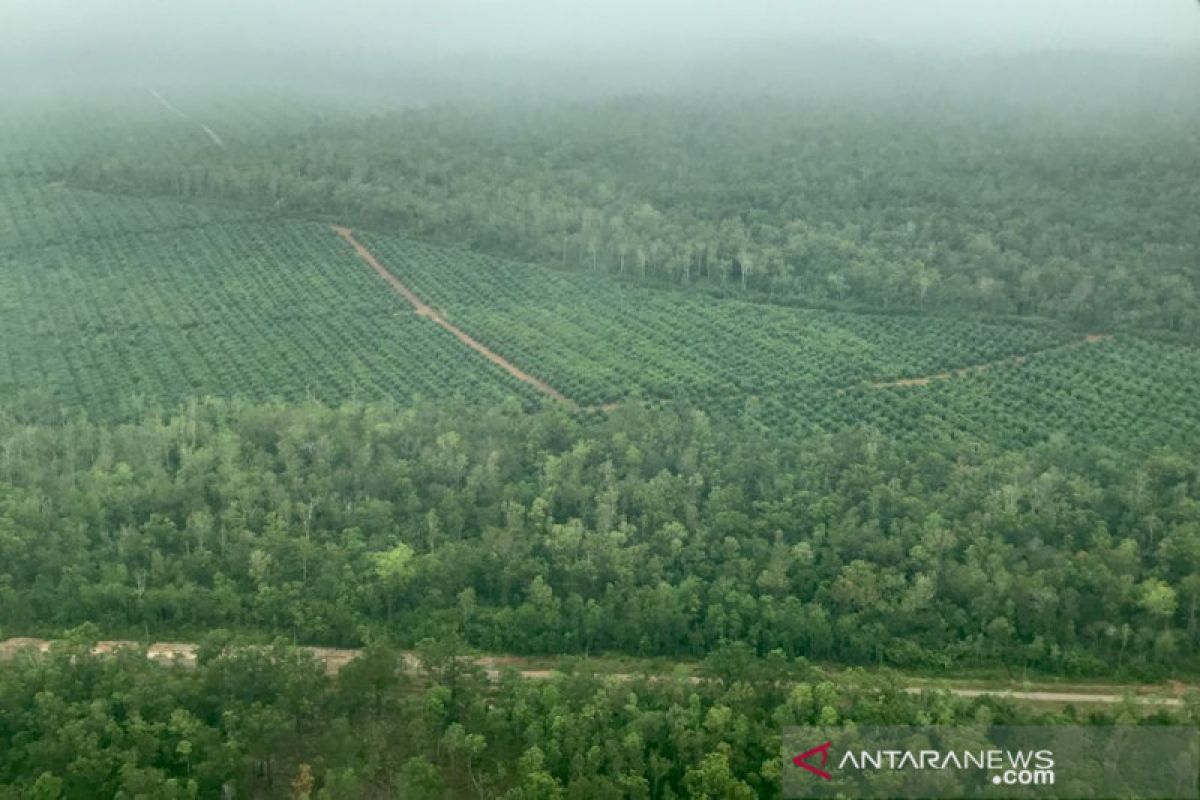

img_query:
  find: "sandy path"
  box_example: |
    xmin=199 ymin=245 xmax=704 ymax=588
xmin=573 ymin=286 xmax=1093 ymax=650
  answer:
xmin=333 ymin=226 xmax=575 ymax=407
xmin=905 ymin=687 xmax=1182 ymax=707
xmin=873 ymin=333 xmax=1113 ymax=389
xmin=1 ymin=637 xmax=1189 ymax=706
xmin=146 ymin=88 xmax=226 ymax=149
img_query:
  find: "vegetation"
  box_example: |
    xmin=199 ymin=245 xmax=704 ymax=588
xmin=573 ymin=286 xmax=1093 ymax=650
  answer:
xmin=0 ymin=214 xmax=540 ymax=420
xmin=64 ymin=95 xmax=1200 ymax=334
xmin=8 ymin=632 xmax=1192 ymax=800
xmin=2 ymin=400 xmax=1198 ymax=677
xmin=354 ymin=232 xmax=1078 ymax=407
xmin=0 ymin=177 xmax=260 ymax=254
xmin=3 ymin=50 xmax=1200 ymax=797
xmin=724 ymin=335 xmax=1200 ymax=449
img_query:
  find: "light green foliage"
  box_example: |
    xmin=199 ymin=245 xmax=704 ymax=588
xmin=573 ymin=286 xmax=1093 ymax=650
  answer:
xmin=372 ymin=543 xmax=415 ymax=585
xmin=1139 ymin=579 xmax=1178 ymax=619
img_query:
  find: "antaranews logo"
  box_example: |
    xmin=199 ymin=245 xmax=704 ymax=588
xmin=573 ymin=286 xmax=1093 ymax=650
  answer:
xmin=782 ymin=725 xmax=1200 ymax=800
xmin=791 ymin=739 xmax=1054 ymax=785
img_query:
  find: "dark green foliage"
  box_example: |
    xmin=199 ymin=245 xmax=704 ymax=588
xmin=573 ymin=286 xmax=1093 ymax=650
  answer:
xmin=2 ymin=400 xmax=1199 ymax=676
xmin=1 ymin=635 xmax=1190 ymax=799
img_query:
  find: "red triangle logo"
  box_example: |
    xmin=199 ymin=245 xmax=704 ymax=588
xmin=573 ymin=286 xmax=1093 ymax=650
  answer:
xmin=793 ymin=740 xmax=833 ymax=780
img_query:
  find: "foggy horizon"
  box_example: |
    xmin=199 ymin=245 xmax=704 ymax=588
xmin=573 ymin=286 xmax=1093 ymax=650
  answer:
xmin=5 ymin=0 xmax=1199 ymax=69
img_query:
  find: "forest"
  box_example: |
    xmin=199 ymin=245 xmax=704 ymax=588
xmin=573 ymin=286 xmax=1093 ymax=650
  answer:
xmin=2 ymin=399 xmax=1197 ymax=677
xmin=8 ymin=628 xmax=1193 ymax=800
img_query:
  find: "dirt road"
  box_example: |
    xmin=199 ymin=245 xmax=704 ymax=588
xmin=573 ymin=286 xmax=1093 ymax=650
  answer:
xmin=146 ymin=88 xmax=226 ymax=148
xmin=873 ymin=333 xmax=1113 ymax=389
xmin=1 ymin=637 xmax=1189 ymax=707
xmin=905 ymin=687 xmax=1182 ymax=707
xmin=333 ymin=226 xmax=575 ymax=407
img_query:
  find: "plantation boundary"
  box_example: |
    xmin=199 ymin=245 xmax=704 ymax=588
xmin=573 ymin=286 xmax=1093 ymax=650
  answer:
xmin=333 ymin=226 xmax=576 ymax=407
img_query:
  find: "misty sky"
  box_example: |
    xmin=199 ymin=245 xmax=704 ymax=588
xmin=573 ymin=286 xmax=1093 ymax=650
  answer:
xmin=4 ymin=0 xmax=1198 ymax=62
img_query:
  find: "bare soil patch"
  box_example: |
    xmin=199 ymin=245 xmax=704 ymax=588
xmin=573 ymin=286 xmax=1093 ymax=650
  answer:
xmin=908 ymin=687 xmax=1182 ymax=707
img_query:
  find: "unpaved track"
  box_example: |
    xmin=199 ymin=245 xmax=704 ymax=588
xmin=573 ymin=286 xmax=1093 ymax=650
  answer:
xmin=905 ymin=687 xmax=1181 ymax=707
xmin=146 ymin=89 xmax=226 ymax=148
xmin=0 ymin=637 xmax=1189 ymax=707
xmin=333 ymin=226 xmax=575 ymax=407
xmin=873 ymin=333 xmax=1113 ymax=389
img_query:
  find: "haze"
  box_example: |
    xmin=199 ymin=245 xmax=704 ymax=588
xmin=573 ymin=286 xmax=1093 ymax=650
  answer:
xmin=5 ymin=0 xmax=1198 ymax=65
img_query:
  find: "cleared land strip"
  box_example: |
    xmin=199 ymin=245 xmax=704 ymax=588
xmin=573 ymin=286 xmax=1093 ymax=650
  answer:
xmin=873 ymin=333 xmax=1113 ymax=389
xmin=0 ymin=638 xmax=1189 ymax=707
xmin=904 ymin=687 xmax=1181 ymax=707
xmin=333 ymin=225 xmax=576 ymax=407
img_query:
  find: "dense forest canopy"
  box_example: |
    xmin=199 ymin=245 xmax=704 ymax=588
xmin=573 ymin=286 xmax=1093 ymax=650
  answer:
xmin=3 ymin=399 xmax=1198 ymax=677
xmin=7 ymin=630 xmax=1191 ymax=800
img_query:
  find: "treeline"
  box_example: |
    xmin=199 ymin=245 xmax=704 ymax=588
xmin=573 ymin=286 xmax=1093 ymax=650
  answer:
xmin=1 ymin=399 xmax=1198 ymax=677
xmin=65 ymin=95 xmax=1200 ymax=333
xmin=2 ymin=630 xmax=1193 ymax=800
